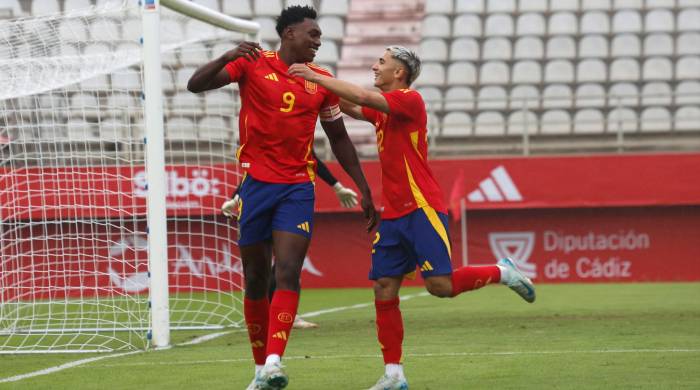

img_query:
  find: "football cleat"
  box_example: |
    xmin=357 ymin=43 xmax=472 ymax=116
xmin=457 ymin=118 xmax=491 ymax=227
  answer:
xmin=255 ymin=362 xmax=288 ymax=389
xmin=367 ymin=374 xmax=409 ymax=390
xmin=292 ymin=316 xmax=318 ymax=329
xmin=498 ymin=257 xmax=536 ymax=303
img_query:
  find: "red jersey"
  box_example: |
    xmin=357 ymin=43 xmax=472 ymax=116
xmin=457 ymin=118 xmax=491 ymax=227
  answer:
xmin=361 ymin=89 xmax=446 ymax=219
xmin=225 ymin=51 xmax=341 ymax=183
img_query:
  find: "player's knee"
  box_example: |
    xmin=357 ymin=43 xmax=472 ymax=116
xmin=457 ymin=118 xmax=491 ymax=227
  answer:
xmin=425 ymin=280 xmax=452 ymax=298
xmin=244 ymin=274 xmax=269 ymax=299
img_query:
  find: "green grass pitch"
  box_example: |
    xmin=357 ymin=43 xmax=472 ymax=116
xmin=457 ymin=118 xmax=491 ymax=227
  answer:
xmin=1 ymin=283 xmax=699 ymax=389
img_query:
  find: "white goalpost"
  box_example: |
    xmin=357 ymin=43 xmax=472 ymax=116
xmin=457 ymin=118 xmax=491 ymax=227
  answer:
xmin=0 ymin=0 xmax=259 ymax=353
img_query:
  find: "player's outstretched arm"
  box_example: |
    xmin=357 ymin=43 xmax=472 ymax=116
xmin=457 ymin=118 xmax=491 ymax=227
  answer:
xmin=321 ymin=119 xmax=377 ymax=231
xmin=187 ymin=41 xmax=262 ymax=93
xmin=288 ymin=64 xmax=390 ymax=114
xmin=339 ymin=98 xmax=369 ymax=122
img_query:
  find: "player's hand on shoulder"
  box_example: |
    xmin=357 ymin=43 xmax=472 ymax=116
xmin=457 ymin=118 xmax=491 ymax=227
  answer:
xmin=288 ymin=63 xmax=318 ymax=82
xmin=221 ymin=41 xmax=262 ymax=63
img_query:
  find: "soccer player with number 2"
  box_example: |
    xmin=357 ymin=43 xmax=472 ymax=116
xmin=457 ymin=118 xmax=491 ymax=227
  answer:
xmin=290 ymin=46 xmax=536 ymax=389
xmin=188 ymin=6 xmax=377 ymax=390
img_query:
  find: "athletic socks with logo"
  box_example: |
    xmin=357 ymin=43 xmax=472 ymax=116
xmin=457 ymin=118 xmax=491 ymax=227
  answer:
xmin=244 ymin=297 xmax=270 ymax=365
xmin=375 ymin=297 xmax=404 ymax=365
xmin=450 ymin=265 xmax=502 ymax=296
xmin=266 ymin=289 xmax=299 ymax=358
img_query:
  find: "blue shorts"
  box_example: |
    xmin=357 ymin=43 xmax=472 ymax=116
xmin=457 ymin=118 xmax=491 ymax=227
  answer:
xmin=237 ymin=175 xmax=315 ymax=246
xmin=369 ymin=207 xmax=453 ymax=280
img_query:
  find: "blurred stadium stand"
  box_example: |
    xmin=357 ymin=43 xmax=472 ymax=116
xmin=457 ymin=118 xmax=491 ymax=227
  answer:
xmin=1 ymin=0 xmax=698 ymax=160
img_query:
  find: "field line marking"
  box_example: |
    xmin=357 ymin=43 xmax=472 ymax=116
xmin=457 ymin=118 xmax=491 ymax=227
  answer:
xmin=94 ymin=348 xmax=700 ymax=368
xmin=0 ymin=351 xmax=141 ymax=383
xmin=0 ymin=291 xmax=428 ymax=382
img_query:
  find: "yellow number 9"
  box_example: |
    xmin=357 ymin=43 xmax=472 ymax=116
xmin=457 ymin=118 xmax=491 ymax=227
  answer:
xmin=280 ymin=91 xmax=295 ymax=112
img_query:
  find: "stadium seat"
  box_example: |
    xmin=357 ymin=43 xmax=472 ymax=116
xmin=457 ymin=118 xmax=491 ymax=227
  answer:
xmin=170 ymin=91 xmax=204 ymax=116
xmin=543 ymin=84 xmax=573 ymax=109
xmin=678 ymin=9 xmax=700 ymax=31
xmin=641 ymin=82 xmax=672 ymax=106
xmin=318 ymin=17 xmax=345 ymax=40
xmin=161 ymin=69 xmax=176 ymax=91
xmin=175 ymin=67 xmax=197 ymax=91
xmin=254 ymin=17 xmax=279 ymax=41
xmin=63 ymin=0 xmax=91 ymax=11
xmin=80 ymin=75 xmax=110 ymax=91
xmin=58 ymin=19 xmax=88 ymax=42
xmin=112 ymin=68 xmax=142 ymax=91
xmin=70 ymin=93 xmax=99 ymax=116
xmin=30 ymin=0 xmax=59 ymax=15
xmin=425 ymin=0 xmax=454 ymax=14
xmin=646 ymin=9 xmax=674 ymax=32
xmin=545 ymin=60 xmax=575 ymax=83
xmin=489 ymin=0 xmax=516 ymax=12
xmin=675 ymin=106 xmax=700 ymax=131
xmin=607 ymin=108 xmax=638 ymax=133
xmin=514 ymin=37 xmax=544 ymax=60
xmin=99 ymin=117 xmax=128 ymax=141
xmin=223 ymin=0 xmax=252 ymax=17
xmin=512 ymin=61 xmax=542 ymax=84
xmin=520 ymin=0 xmax=547 ymax=11
xmin=641 ymin=107 xmax=672 ymax=131
xmin=541 ymin=110 xmax=572 ymax=134
xmin=319 ymin=0 xmax=348 ymax=16
xmin=508 ymin=110 xmax=538 ymax=135
xmin=450 ymin=38 xmax=480 ymax=61
xmin=479 ymin=61 xmax=509 ymax=84
xmin=423 ymin=15 xmax=451 ymax=38
xmin=66 ymin=119 xmax=98 ymax=141
xmin=254 ymin=0 xmax=282 ymax=16
xmin=417 ymin=87 xmax=443 ymax=112
xmin=414 ymin=63 xmax=446 ymax=86
xmin=646 ymin=0 xmax=674 ymax=8
xmin=453 ymin=14 xmax=481 ymax=37
xmin=0 ymin=0 xmax=24 ymax=17
xmin=676 ymin=56 xmax=700 ymax=79
xmin=475 ymin=112 xmax=506 ymax=136
xmin=121 ymin=18 xmax=142 ymax=42
xmin=161 ymin=19 xmax=186 ymax=42
xmin=644 ymin=34 xmax=673 ymax=56
xmin=315 ymin=40 xmax=338 ymax=63
xmin=574 ymin=109 xmax=605 ymax=133
xmin=482 ymin=38 xmax=511 ymax=60
xmin=610 ymin=59 xmax=640 ymax=81
xmin=551 ymin=0 xmax=579 ymax=10
xmin=179 ymin=43 xmax=211 ymax=66
xmin=643 ymin=58 xmax=673 ymax=80
xmin=575 ymin=84 xmax=606 ymax=107
xmin=516 ymin=13 xmax=546 ymax=36
xmin=455 ymin=0 xmax=485 ymax=13
xmin=447 ymin=62 xmax=477 ymax=85
xmin=582 ymin=0 xmax=611 ymax=10
xmin=547 ymin=36 xmax=576 ymax=59
xmin=612 ymin=10 xmax=642 ymax=33
xmin=579 ymin=35 xmax=608 ymax=58
xmin=442 ymin=112 xmax=472 ymax=136
xmin=577 ymin=59 xmax=607 ymax=82
xmin=485 ymin=14 xmax=514 ymax=37
xmin=38 ymin=94 xmax=68 ymax=111
xmin=611 ymin=34 xmax=640 ymax=57
xmin=203 ymin=90 xmax=235 ymax=114
xmin=419 ymin=39 xmax=449 ymax=62
xmin=678 ymin=33 xmax=700 ymax=55
xmin=609 ymin=82 xmax=639 ymax=106
xmin=511 ymin=85 xmax=540 ymax=110
xmin=581 ymin=12 xmax=609 ymax=34
xmin=444 ymin=86 xmax=475 ymax=111
xmin=477 ymin=86 xmax=507 ymax=110
xmin=549 ymin=12 xmax=578 ymax=35
xmin=676 ymin=81 xmax=700 ymax=105
xmin=105 ymin=93 xmax=138 ymax=116
xmin=166 ymin=117 xmax=196 ymax=140
xmin=198 ymin=116 xmax=230 ymax=140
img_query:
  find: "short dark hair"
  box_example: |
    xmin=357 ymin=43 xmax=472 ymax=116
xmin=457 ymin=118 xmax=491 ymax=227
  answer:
xmin=275 ymin=5 xmax=317 ymax=37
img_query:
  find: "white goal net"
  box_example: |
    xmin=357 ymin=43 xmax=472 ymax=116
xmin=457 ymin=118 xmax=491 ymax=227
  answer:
xmin=0 ymin=0 xmax=249 ymax=353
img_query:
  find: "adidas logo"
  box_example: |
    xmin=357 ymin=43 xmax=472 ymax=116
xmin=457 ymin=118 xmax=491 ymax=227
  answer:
xmin=251 ymin=340 xmax=264 ymax=348
xmin=420 ymin=260 xmax=433 ymax=272
xmin=264 ymin=72 xmax=279 ymax=81
xmin=468 ymin=166 xmax=522 ymax=202
xmin=297 ymin=221 xmax=310 ymax=233
xmin=272 ymin=331 xmax=287 ymax=340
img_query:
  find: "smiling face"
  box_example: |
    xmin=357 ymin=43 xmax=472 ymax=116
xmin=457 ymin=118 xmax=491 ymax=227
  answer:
xmin=283 ymin=18 xmax=322 ymax=63
xmin=371 ymin=50 xmax=409 ymax=90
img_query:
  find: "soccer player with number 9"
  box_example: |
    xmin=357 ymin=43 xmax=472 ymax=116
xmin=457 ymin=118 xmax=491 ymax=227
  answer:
xmin=188 ymin=5 xmax=378 ymax=390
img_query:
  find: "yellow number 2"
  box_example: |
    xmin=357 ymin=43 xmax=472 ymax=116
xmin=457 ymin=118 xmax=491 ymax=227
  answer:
xmin=280 ymin=91 xmax=295 ymax=112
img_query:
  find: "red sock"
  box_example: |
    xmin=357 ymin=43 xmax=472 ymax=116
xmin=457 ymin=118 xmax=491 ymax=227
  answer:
xmin=375 ymin=298 xmax=403 ymax=364
xmin=450 ymin=266 xmax=501 ymax=297
xmin=266 ymin=289 xmax=299 ymax=358
xmin=244 ymin=297 xmax=269 ymax=365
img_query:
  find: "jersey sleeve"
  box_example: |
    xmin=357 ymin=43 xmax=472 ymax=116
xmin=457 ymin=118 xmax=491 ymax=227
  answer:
xmin=361 ymin=105 xmax=380 ymax=124
xmin=224 ymin=57 xmax=251 ymax=83
xmin=380 ymin=89 xmax=424 ymax=120
xmin=319 ymin=89 xmax=342 ymax=123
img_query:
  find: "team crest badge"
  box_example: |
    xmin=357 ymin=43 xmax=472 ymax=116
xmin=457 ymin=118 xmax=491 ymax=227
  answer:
xmin=304 ymin=80 xmax=318 ymax=94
